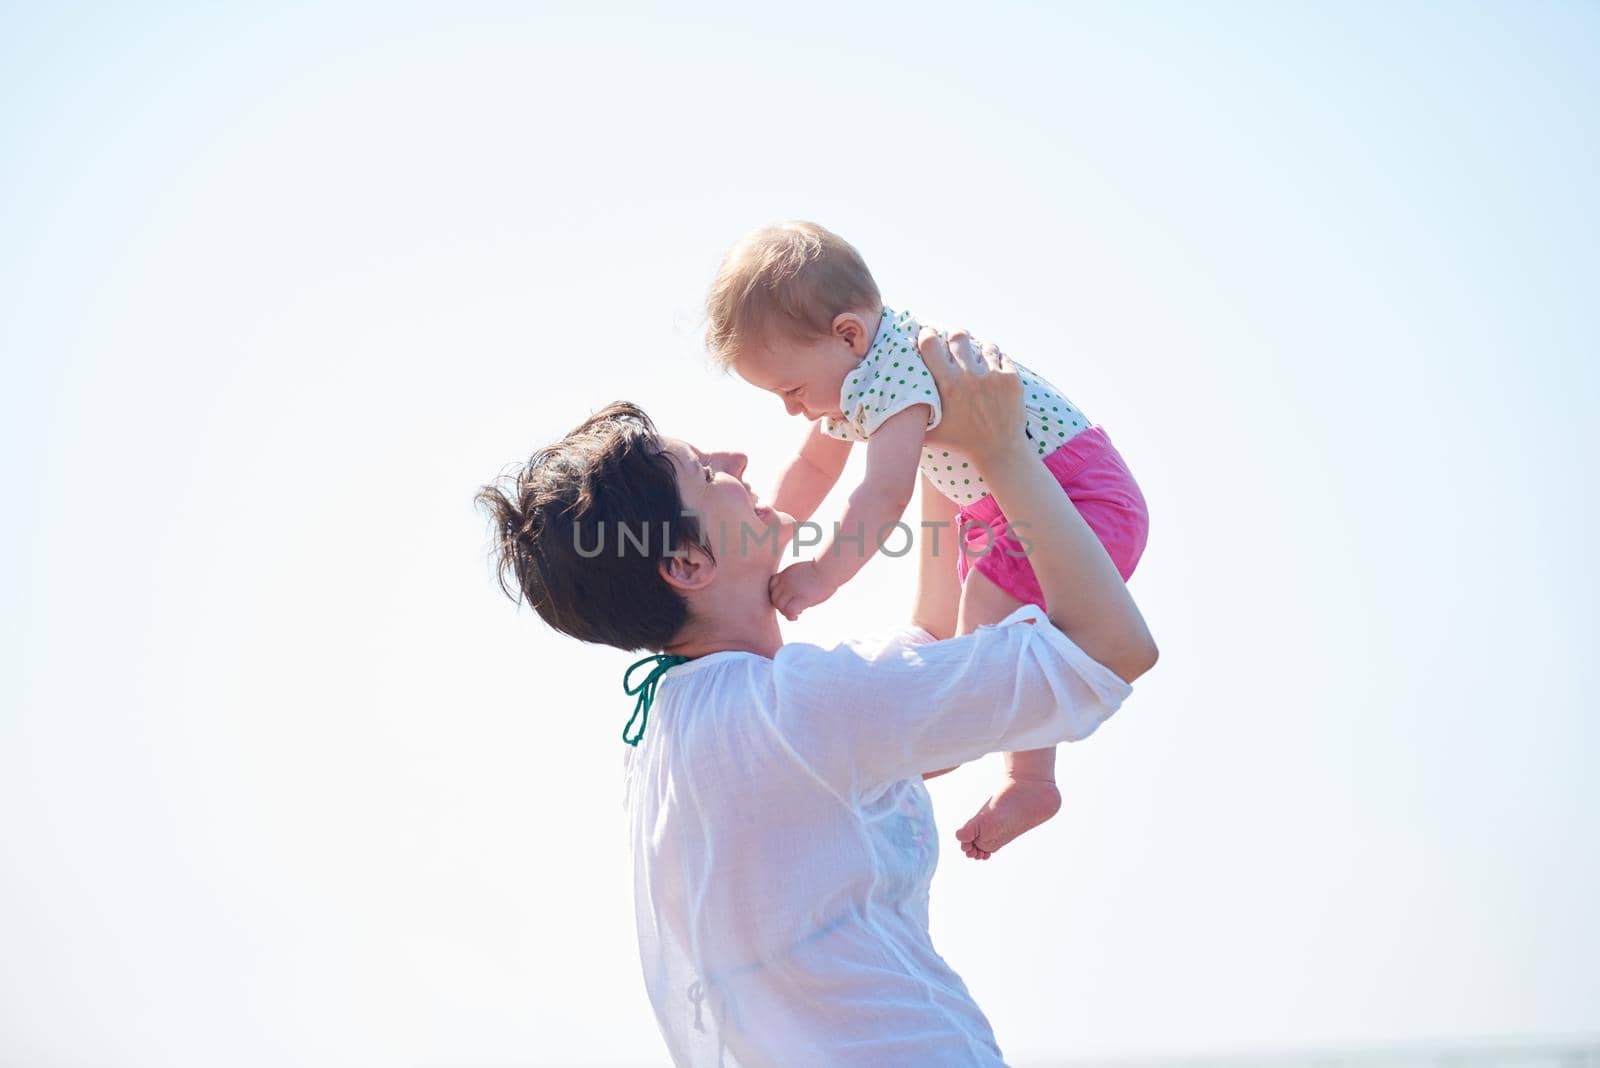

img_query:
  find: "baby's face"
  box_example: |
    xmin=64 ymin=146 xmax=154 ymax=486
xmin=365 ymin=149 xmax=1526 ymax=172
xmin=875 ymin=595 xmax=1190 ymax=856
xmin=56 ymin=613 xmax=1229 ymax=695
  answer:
xmin=733 ymin=332 xmax=862 ymax=423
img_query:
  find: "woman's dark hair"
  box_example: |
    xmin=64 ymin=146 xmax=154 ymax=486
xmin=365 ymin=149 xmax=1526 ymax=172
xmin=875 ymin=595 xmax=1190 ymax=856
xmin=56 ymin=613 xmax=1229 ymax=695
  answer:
xmin=476 ymin=401 xmax=706 ymax=652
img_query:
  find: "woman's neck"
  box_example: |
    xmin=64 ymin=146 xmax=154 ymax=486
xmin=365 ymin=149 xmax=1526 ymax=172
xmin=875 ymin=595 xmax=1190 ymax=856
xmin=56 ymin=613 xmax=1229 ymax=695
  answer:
xmin=664 ymin=579 xmax=784 ymax=660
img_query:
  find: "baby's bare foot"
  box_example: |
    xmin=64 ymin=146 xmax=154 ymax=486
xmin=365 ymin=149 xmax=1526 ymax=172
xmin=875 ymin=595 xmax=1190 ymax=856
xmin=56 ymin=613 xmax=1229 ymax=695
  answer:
xmin=954 ymin=778 xmax=1062 ymax=860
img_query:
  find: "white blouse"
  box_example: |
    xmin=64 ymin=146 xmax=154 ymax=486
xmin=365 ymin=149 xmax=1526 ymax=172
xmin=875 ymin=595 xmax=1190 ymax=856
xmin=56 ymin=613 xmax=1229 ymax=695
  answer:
xmin=623 ymin=605 xmax=1134 ymax=1066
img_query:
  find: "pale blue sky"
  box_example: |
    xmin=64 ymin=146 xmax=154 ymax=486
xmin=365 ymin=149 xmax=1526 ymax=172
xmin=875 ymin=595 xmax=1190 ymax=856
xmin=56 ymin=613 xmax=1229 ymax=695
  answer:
xmin=3 ymin=4 xmax=1597 ymax=1065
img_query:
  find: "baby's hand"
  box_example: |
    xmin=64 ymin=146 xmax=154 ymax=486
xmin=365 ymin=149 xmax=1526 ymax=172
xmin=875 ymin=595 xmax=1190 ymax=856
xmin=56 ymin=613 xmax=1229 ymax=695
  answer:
xmin=769 ymin=560 xmax=836 ymax=622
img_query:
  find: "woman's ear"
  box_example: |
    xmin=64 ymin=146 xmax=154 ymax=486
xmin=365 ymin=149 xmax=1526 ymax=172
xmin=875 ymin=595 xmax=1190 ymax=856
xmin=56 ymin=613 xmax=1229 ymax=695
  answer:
xmin=659 ymin=542 xmax=717 ymax=594
xmin=832 ymin=311 xmax=873 ymax=357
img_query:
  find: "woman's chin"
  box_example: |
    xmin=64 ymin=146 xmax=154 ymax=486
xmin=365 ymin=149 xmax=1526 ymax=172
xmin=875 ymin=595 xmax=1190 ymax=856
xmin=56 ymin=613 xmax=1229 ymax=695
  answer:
xmin=772 ymin=508 xmax=797 ymax=549
xmin=749 ymin=505 xmax=797 ymax=559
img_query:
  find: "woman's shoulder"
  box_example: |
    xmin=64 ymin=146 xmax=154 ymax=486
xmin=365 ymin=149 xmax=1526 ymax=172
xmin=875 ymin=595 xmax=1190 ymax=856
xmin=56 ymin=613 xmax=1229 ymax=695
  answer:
xmin=651 ymin=626 xmax=942 ymax=747
xmin=660 ymin=625 xmax=933 ymax=692
xmin=765 ymin=625 xmax=941 ymax=706
xmin=654 ymin=650 xmax=774 ymax=725
xmin=780 ymin=623 xmax=938 ymax=664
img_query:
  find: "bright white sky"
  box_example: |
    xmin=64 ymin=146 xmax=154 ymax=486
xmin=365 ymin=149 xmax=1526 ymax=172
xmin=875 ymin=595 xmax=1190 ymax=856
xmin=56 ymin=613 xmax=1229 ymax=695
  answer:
xmin=3 ymin=4 xmax=1597 ymax=1065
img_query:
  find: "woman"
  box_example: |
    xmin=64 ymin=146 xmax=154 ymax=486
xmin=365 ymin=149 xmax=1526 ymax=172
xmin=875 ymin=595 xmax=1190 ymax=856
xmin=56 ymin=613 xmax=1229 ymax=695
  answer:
xmin=478 ymin=330 xmax=1157 ymax=1066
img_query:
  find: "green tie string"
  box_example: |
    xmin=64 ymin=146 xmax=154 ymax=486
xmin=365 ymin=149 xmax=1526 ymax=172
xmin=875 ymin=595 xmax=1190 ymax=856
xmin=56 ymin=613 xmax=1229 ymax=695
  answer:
xmin=622 ymin=653 xmax=688 ymax=746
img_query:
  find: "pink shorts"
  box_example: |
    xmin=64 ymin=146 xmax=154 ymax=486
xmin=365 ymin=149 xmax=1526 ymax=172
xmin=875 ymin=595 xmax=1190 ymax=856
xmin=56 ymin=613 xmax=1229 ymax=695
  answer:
xmin=955 ymin=426 xmax=1148 ymax=608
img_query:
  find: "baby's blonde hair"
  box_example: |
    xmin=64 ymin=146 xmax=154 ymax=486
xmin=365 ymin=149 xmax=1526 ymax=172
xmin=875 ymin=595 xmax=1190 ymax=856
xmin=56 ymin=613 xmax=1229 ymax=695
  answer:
xmin=705 ymin=221 xmax=882 ymax=369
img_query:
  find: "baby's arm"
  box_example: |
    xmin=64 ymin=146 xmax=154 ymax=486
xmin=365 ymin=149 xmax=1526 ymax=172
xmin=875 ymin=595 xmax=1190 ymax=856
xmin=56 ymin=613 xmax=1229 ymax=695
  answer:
xmin=770 ymin=419 xmax=853 ymax=524
xmin=770 ymin=405 xmax=927 ymax=620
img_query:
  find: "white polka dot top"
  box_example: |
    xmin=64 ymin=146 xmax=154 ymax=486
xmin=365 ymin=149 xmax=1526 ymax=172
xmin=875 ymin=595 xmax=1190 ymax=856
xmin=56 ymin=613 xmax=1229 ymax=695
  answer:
xmin=822 ymin=308 xmax=1091 ymax=505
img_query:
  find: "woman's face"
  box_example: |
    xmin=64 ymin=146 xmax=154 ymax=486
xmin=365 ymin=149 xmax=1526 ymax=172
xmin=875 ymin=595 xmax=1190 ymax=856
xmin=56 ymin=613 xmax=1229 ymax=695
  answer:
xmin=659 ymin=437 xmax=793 ymax=578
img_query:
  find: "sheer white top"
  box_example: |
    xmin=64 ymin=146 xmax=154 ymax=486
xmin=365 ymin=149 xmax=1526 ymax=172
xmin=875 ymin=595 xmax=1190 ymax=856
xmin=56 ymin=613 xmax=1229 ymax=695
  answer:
xmin=623 ymin=605 xmax=1133 ymax=1066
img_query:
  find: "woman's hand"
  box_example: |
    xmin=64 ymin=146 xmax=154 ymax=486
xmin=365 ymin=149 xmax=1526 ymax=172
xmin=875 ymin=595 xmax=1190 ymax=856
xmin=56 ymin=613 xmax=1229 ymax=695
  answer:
xmin=918 ymin=329 xmax=1028 ymax=467
xmin=919 ymin=327 xmax=1158 ymax=683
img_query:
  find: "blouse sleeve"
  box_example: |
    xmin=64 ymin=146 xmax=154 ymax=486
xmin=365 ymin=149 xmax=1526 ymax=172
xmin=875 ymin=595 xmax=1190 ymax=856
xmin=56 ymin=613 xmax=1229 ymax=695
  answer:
xmin=767 ymin=605 xmax=1132 ymax=797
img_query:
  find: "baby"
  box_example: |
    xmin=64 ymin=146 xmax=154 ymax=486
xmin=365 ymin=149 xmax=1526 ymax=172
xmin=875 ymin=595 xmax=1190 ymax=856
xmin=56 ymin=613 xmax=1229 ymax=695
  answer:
xmin=705 ymin=221 xmax=1149 ymax=858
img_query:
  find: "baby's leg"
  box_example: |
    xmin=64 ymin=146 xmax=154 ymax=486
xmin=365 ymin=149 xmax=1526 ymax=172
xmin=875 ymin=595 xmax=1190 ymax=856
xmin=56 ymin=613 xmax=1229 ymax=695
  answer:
xmin=952 ymin=568 xmax=1063 ymax=860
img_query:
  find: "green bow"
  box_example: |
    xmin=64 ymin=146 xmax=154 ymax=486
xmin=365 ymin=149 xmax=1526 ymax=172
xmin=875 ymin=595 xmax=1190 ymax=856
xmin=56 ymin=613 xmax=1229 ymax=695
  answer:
xmin=622 ymin=653 xmax=688 ymax=746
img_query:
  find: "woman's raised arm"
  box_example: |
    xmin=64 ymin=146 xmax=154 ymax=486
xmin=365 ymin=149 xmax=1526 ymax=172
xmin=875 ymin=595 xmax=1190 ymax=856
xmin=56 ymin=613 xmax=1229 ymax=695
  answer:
xmin=920 ymin=330 xmax=1158 ymax=683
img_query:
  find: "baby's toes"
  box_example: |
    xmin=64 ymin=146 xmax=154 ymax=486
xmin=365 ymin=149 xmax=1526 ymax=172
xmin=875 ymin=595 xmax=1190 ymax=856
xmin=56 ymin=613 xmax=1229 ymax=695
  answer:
xmin=955 ymin=812 xmax=994 ymax=860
